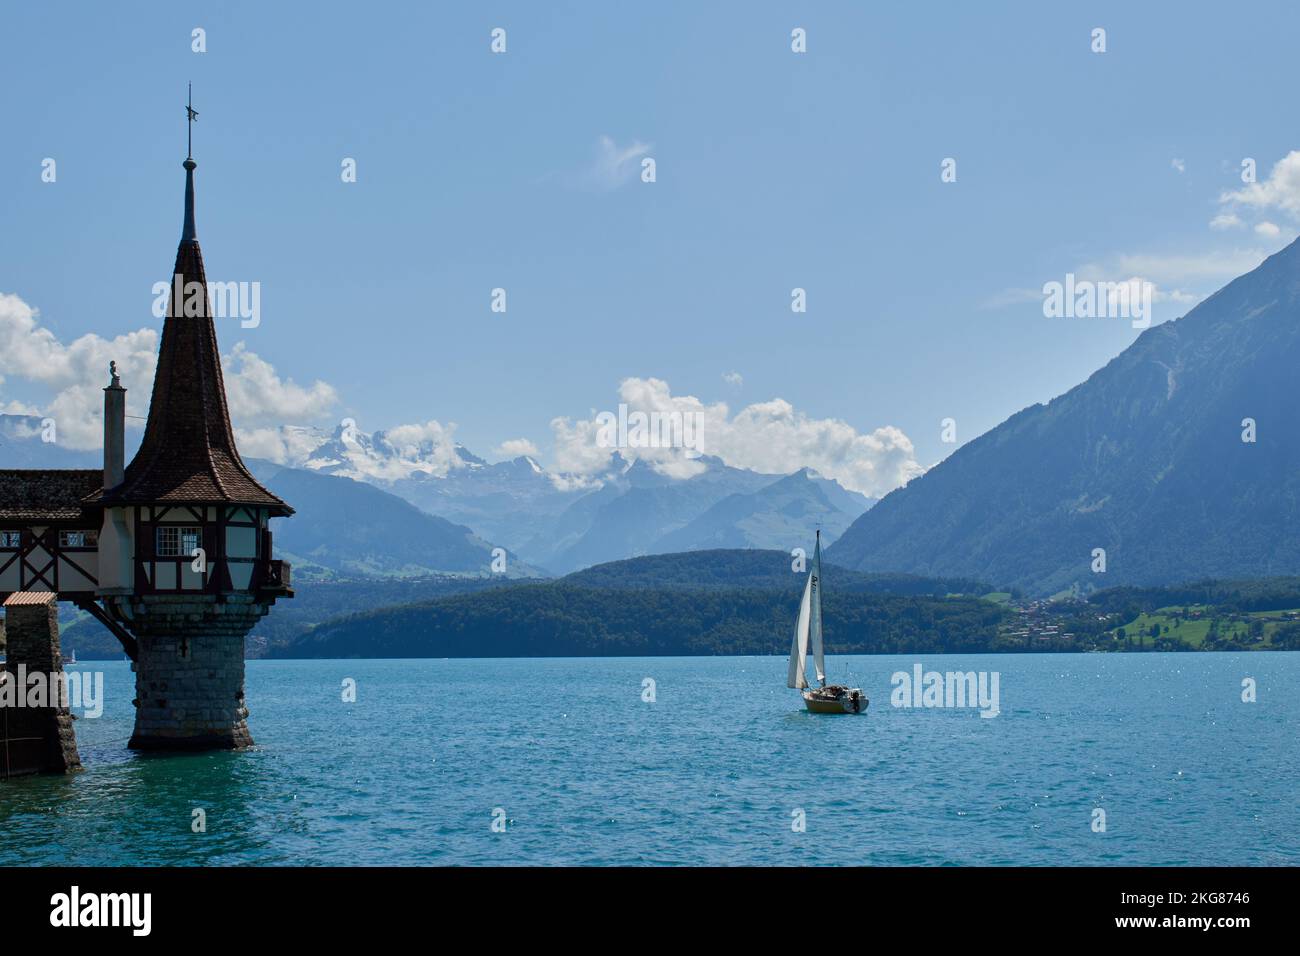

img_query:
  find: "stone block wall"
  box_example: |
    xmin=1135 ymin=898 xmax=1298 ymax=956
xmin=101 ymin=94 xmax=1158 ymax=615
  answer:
xmin=120 ymin=594 xmax=269 ymax=751
xmin=1 ymin=601 xmax=82 ymax=778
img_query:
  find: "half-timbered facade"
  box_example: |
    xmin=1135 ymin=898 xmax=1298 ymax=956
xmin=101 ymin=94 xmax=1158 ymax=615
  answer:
xmin=124 ymin=503 xmax=281 ymax=594
xmin=0 ymin=470 xmax=104 ymax=598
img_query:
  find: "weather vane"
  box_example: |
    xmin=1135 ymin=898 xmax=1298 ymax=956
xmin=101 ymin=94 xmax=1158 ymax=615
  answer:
xmin=186 ymin=83 xmax=199 ymax=160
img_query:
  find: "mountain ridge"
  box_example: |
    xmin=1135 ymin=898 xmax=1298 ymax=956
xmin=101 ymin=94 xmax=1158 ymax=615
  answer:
xmin=830 ymin=238 xmax=1300 ymax=594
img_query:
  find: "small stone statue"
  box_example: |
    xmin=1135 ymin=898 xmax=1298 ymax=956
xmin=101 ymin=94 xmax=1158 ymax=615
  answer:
xmin=109 ymin=361 xmax=120 ymax=387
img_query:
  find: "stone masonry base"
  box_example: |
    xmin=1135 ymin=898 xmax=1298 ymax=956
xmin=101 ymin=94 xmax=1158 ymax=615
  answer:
xmin=1 ymin=600 xmax=82 ymax=778
xmin=115 ymin=595 xmax=267 ymax=752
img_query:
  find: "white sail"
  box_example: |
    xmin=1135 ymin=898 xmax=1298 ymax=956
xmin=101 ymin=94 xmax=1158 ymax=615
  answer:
xmin=786 ymin=571 xmax=813 ymax=689
xmin=810 ymin=532 xmax=825 ymax=685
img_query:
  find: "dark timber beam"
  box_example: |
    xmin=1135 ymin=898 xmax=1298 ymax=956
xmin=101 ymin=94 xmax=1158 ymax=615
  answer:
xmin=73 ymin=598 xmax=139 ymax=661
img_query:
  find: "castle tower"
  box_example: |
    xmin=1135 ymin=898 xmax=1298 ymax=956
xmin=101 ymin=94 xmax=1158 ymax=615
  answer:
xmin=96 ymin=102 xmax=293 ymax=751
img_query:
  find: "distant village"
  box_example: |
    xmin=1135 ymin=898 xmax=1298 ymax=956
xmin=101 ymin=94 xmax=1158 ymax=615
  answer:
xmin=998 ymin=599 xmax=1081 ymax=647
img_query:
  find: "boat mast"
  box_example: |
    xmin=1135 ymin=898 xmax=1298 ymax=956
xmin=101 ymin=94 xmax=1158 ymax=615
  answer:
xmin=811 ymin=529 xmax=825 ymax=687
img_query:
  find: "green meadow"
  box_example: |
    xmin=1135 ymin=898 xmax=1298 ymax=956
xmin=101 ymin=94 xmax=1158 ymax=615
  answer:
xmin=1107 ymin=605 xmax=1300 ymax=650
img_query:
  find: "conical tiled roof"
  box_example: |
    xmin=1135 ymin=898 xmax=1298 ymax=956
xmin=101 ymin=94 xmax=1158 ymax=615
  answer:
xmin=102 ymin=158 xmax=290 ymax=514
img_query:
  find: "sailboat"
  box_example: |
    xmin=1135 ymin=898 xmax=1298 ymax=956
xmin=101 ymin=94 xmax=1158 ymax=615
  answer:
xmin=787 ymin=530 xmax=867 ymax=714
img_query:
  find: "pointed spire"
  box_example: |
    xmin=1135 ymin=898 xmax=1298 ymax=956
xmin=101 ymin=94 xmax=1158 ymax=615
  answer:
xmin=182 ymin=158 xmax=197 ymax=242
xmin=102 ymin=90 xmax=290 ymax=515
xmin=182 ymin=84 xmax=198 ymax=242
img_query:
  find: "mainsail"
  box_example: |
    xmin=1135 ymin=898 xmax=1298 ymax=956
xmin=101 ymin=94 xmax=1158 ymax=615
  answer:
xmin=810 ymin=531 xmax=825 ymax=685
xmin=786 ymin=571 xmax=813 ymax=689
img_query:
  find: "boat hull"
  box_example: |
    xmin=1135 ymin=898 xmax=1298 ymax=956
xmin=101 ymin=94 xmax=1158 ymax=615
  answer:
xmin=802 ymin=686 xmax=868 ymax=714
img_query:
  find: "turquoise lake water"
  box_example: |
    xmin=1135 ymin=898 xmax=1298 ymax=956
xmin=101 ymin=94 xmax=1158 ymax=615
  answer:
xmin=0 ymin=653 xmax=1296 ymax=866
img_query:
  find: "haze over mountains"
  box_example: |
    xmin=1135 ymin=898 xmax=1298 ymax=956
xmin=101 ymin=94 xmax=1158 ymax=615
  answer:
xmin=266 ymin=423 xmax=877 ymax=571
xmin=244 ymin=461 xmax=542 ymax=580
xmin=1 ymin=414 xmax=876 ymax=577
xmin=831 ymin=237 xmax=1300 ymax=595
xmin=0 ymin=415 xmax=99 ymax=469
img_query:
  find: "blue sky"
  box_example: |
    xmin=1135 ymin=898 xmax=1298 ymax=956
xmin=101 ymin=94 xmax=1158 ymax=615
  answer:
xmin=2 ymin=1 xmax=1298 ymax=493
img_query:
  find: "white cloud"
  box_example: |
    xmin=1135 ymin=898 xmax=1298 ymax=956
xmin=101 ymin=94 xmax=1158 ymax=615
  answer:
xmin=0 ymin=290 xmax=338 ymax=451
xmin=549 ymin=377 xmax=923 ymax=497
xmin=1106 ymin=251 xmax=1268 ymax=287
xmin=993 ymin=269 xmax=1201 ymax=316
xmin=550 ymin=411 xmax=635 ymax=478
xmin=495 ymin=438 xmax=539 ymax=459
xmin=588 ymin=135 xmax=651 ymax=190
xmin=351 ymin=420 xmax=465 ymax=481
xmin=1159 ymin=286 xmax=1200 ymax=305
xmin=722 ymin=370 xmax=743 ymax=388
xmin=0 ymin=291 xmax=157 ymax=450
xmin=222 ymin=342 xmax=337 ymax=426
xmin=0 ymin=399 xmax=41 ymax=416
xmin=234 ymin=424 xmax=333 ymax=466
xmin=1087 ymin=274 xmax=1199 ymax=307
xmin=248 ymin=418 xmax=469 ymax=482
xmin=1171 ymin=158 xmax=1186 ymax=174
xmin=1220 ymin=150 xmax=1300 ymax=218
xmin=1203 ymin=152 xmax=1300 ymax=252
xmin=982 ymin=287 xmax=1048 ymax=310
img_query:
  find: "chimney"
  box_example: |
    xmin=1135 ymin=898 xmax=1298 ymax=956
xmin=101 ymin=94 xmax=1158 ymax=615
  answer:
xmin=103 ymin=361 xmax=126 ymax=490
